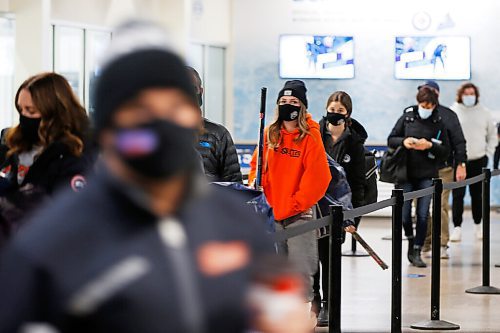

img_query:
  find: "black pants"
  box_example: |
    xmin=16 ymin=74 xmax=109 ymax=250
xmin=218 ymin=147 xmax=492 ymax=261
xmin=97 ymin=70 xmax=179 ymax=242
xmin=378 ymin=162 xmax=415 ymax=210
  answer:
xmin=494 ymin=144 xmax=500 ymax=169
xmin=452 ymin=156 xmax=488 ymax=226
xmin=313 ymin=217 xmax=360 ymax=301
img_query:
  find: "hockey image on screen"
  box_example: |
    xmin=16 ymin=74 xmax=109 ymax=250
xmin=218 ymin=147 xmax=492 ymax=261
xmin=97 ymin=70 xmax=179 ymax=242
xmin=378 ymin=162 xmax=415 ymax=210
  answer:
xmin=395 ymin=36 xmax=470 ymax=80
xmin=280 ymin=35 xmax=354 ymax=79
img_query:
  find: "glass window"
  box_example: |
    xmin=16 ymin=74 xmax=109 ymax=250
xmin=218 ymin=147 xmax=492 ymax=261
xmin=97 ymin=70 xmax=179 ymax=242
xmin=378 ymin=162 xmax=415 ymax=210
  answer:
xmin=85 ymin=30 xmax=111 ymax=114
xmin=0 ymin=17 xmax=15 ymax=130
xmin=204 ymin=46 xmax=225 ymax=124
xmin=53 ymin=26 xmax=84 ymax=102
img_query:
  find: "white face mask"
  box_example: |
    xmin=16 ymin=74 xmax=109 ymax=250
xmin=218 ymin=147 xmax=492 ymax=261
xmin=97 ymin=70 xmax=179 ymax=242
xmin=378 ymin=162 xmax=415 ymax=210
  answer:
xmin=418 ymin=106 xmax=433 ymax=119
xmin=462 ymin=95 xmax=476 ymax=107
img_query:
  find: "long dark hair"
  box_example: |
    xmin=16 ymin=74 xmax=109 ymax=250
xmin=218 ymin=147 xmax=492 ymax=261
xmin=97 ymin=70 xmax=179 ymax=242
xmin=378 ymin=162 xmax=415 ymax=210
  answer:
xmin=326 ymin=91 xmax=353 ymax=126
xmin=6 ymin=72 xmax=89 ymax=157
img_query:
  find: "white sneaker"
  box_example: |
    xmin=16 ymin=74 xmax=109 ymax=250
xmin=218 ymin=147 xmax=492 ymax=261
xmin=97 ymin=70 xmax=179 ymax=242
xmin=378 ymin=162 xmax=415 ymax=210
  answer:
xmin=450 ymin=227 xmax=462 ymax=242
xmin=440 ymin=246 xmax=450 ymax=259
xmin=475 ymin=224 xmax=483 ymax=240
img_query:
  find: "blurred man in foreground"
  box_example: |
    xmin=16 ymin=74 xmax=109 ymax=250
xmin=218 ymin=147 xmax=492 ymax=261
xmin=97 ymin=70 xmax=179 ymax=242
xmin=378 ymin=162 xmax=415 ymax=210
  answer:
xmin=0 ymin=21 xmax=280 ymax=333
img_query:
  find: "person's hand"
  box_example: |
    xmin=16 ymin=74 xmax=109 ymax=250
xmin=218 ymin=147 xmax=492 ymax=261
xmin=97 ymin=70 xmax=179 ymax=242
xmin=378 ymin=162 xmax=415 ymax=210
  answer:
xmin=403 ymin=137 xmax=416 ymax=149
xmin=456 ymin=164 xmax=467 ymax=181
xmin=344 ymin=225 xmax=356 ymax=233
xmin=413 ymin=138 xmax=432 ymax=151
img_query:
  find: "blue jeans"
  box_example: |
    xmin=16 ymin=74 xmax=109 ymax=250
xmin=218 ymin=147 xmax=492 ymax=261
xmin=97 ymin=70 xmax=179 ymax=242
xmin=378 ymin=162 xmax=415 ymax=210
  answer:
xmin=398 ymin=178 xmax=433 ymax=247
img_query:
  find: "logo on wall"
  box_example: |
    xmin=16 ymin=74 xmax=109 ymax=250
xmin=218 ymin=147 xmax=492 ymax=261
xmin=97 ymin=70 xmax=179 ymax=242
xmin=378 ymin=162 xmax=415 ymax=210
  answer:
xmin=412 ymin=12 xmax=432 ymax=31
xmin=438 ymin=13 xmax=455 ymax=30
xmin=192 ymin=0 xmax=204 ymax=18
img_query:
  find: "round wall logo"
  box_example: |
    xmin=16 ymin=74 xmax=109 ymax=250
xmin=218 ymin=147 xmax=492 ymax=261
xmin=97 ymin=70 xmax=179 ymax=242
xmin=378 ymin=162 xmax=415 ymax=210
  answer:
xmin=412 ymin=11 xmax=431 ymax=31
xmin=70 ymin=175 xmax=87 ymax=192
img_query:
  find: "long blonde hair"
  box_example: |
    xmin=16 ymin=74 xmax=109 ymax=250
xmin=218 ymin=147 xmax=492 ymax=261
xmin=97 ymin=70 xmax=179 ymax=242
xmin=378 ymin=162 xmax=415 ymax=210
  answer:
xmin=267 ymin=101 xmax=310 ymax=149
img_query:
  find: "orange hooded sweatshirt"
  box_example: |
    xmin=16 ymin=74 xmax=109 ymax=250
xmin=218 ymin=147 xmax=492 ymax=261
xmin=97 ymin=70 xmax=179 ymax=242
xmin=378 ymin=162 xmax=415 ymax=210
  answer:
xmin=249 ymin=114 xmax=331 ymax=221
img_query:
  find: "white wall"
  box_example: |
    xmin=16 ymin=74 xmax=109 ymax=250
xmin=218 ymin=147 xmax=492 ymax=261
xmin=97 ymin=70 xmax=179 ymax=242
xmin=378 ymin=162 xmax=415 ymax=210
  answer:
xmin=0 ymin=0 xmax=9 ymax=11
xmin=11 ymin=0 xmax=51 ymax=94
xmin=231 ymin=0 xmax=500 ymax=143
xmin=190 ymin=0 xmax=230 ymax=45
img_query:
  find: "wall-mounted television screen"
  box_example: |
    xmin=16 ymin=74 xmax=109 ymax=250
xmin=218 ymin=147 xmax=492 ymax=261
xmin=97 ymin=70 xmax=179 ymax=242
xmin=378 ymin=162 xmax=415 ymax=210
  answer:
xmin=395 ymin=36 xmax=470 ymax=80
xmin=279 ymin=35 xmax=354 ymax=79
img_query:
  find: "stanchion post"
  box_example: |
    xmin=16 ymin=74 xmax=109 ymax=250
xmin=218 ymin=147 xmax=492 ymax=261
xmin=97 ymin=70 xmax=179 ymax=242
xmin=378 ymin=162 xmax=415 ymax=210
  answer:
xmin=328 ymin=205 xmax=343 ymax=333
xmin=411 ymin=178 xmax=460 ymax=330
xmin=466 ymin=168 xmax=500 ymax=294
xmin=391 ymin=189 xmax=404 ymax=333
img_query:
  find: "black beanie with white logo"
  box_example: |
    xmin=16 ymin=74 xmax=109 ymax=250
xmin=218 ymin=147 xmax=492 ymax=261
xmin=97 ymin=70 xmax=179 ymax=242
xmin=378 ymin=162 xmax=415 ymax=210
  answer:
xmin=276 ymin=80 xmax=308 ymax=108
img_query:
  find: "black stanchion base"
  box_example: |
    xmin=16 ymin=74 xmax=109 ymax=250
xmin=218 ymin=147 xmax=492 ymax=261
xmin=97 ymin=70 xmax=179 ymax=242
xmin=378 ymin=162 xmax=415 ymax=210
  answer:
xmin=465 ymin=286 xmax=500 ymax=294
xmin=342 ymin=249 xmax=369 ymax=257
xmin=381 ymin=235 xmax=408 ymax=241
xmin=410 ymin=320 xmax=460 ymax=330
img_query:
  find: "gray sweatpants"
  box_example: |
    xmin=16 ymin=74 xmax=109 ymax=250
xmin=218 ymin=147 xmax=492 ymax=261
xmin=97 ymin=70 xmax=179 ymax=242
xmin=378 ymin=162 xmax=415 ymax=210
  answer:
xmin=274 ymin=216 xmax=318 ymax=302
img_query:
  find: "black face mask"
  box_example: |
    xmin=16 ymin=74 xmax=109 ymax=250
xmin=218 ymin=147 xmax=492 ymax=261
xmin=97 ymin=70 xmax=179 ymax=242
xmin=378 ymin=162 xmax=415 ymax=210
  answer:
xmin=114 ymin=119 xmax=199 ymax=180
xmin=326 ymin=112 xmax=347 ymax=126
xmin=196 ymin=93 xmax=203 ymax=107
xmin=19 ymin=115 xmax=41 ymax=144
xmin=278 ymin=104 xmax=300 ymax=121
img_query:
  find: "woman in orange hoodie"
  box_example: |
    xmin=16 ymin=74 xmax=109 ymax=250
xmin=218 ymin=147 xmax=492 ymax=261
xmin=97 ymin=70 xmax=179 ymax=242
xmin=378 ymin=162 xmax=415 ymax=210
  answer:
xmin=249 ymin=80 xmax=331 ymax=304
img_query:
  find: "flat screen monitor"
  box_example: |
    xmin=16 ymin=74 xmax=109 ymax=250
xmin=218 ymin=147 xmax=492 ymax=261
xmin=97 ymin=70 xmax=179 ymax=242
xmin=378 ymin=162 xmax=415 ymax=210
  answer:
xmin=395 ymin=36 xmax=470 ymax=80
xmin=279 ymin=35 xmax=354 ymax=79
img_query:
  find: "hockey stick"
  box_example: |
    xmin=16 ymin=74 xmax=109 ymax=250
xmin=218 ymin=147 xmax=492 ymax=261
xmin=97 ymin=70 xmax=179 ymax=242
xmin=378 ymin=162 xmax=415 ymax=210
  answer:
xmin=255 ymin=87 xmax=267 ymax=190
xmin=352 ymin=231 xmax=389 ymax=270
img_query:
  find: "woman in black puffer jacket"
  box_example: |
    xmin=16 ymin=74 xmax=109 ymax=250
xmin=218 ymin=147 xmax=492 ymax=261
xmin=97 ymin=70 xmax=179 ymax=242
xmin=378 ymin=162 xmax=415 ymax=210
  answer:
xmin=314 ymin=91 xmax=364 ymax=327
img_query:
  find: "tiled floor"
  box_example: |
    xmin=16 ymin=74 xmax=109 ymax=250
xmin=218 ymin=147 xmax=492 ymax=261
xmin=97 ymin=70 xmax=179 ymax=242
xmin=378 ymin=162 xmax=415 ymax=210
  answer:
xmin=315 ymin=210 xmax=500 ymax=333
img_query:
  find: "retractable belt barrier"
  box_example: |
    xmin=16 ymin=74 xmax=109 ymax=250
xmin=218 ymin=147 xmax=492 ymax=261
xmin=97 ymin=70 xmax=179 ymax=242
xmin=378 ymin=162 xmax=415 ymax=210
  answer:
xmin=270 ymin=168 xmax=500 ymax=333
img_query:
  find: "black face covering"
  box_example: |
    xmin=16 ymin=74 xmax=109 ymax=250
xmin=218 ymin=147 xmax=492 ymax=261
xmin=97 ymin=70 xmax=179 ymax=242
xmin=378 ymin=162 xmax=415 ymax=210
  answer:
xmin=278 ymin=104 xmax=300 ymax=121
xmin=196 ymin=93 xmax=203 ymax=107
xmin=326 ymin=112 xmax=347 ymax=126
xmin=114 ymin=119 xmax=199 ymax=180
xmin=19 ymin=115 xmax=41 ymax=145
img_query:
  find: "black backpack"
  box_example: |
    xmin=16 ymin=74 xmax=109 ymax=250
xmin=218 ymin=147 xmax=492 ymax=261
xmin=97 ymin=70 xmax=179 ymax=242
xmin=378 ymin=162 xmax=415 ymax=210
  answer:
xmin=363 ymin=148 xmax=378 ymax=204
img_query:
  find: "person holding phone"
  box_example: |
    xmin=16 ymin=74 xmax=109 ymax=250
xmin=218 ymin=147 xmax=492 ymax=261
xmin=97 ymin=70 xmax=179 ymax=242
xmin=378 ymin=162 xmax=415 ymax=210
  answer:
xmin=388 ymin=87 xmax=450 ymax=267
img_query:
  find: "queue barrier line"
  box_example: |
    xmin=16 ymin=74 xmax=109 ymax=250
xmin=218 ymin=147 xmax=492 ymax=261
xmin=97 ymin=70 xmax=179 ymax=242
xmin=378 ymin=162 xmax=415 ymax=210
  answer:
xmin=403 ymin=186 xmax=435 ymax=201
xmin=344 ymin=198 xmax=396 ymax=220
xmin=273 ymin=215 xmax=330 ymax=242
xmin=442 ymin=174 xmax=485 ymax=191
xmin=267 ymin=168 xmax=500 ymax=333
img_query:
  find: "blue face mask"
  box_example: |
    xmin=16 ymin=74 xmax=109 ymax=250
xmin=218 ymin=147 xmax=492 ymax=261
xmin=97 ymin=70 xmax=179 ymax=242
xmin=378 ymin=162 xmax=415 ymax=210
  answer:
xmin=462 ymin=95 xmax=476 ymax=107
xmin=418 ymin=106 xmax=433 ymax=119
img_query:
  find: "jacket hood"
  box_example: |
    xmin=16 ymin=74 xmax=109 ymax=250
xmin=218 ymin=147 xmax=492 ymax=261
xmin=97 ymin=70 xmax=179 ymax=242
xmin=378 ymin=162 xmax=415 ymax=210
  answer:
xmin=319 ymin=116 xmax=368 ymax=143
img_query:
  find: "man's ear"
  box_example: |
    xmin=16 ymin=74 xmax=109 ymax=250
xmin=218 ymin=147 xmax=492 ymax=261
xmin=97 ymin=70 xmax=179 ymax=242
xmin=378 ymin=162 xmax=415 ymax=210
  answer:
xmin=200 ymin=86 xmax=204 ymax=95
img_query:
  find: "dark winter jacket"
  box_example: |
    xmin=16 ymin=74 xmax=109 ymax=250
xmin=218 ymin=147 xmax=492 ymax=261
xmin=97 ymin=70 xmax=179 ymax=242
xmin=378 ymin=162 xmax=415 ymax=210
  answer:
xmin=435 ymin=104 xmax=467 ymax=168
xmin=320 ymin=118 xmax=366 ymax=208
xmin=197 ymin=119 xmax=242 ymax=183
xmin=388 ymin=106 xmax=450 ymax=180
xmin=0 ymin=142 xmax=92 ymax=243
xmin=0 ymin=170 xmax=272 ymax=333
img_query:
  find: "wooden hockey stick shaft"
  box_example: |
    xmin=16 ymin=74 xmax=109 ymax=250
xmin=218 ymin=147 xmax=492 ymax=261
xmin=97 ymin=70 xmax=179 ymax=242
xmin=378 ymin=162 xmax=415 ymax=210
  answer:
xmin=352 ymin=231 xmax=389 ymax=270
